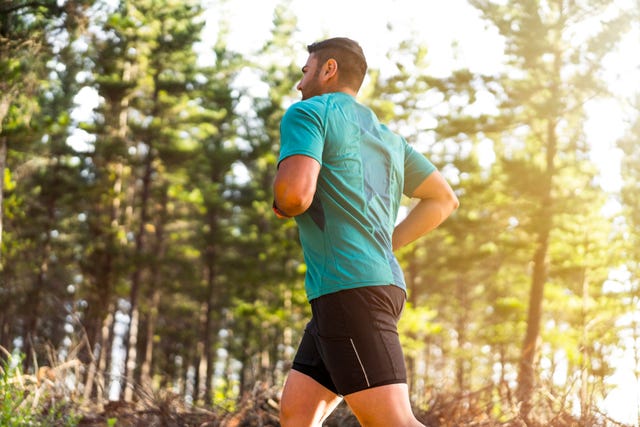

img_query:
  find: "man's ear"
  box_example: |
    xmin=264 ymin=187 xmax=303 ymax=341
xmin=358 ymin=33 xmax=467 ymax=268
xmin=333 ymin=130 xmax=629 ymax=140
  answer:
xmin=321 ymin=58 xmax=338 ymax=81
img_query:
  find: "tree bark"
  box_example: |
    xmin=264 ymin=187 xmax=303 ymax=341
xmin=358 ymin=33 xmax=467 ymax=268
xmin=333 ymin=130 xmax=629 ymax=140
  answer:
xmin=516 ymin=117 xmax=557 ymax=420
xmin=0 ymin=136 xmax=6 ymax=270
xmin=122 ymin=175 xmax=150 ymax=401
xmin=83 ymin=305 xmax=114 ymax=402
xmin=455 ymin=278 xmax=468 ymax=393
xmin=139 ymin=187 xmax=167 ymax=390
xmin=580 ymin=283 xmax=590 ymax=422
xmin=202 ymin=257 xmax=218 ymax=404
xmin=22 ymin=185 xmax=56 ymax=372
xmin=515 ymin=234 xmax=548 ymax=417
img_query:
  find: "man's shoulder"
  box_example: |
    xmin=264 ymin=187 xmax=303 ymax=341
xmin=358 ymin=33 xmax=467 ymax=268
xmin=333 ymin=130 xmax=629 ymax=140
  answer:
xmin=283 ymin=98 xmax=326 ymax=123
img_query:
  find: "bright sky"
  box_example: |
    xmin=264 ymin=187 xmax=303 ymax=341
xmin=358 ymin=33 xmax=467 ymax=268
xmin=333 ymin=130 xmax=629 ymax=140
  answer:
xmin=208 ymin=0 xmax=505 ymax=74
xmin=202 ymin=0 xmax=640 ymax=424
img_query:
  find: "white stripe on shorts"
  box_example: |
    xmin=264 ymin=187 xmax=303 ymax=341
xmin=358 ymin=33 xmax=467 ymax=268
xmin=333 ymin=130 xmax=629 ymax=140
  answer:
xmin=349 ymin=338 xmax=370 ymax=387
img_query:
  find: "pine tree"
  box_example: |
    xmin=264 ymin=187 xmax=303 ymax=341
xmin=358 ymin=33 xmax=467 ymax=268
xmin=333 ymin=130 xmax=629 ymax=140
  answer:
xmin=0 ymin=0 xmax=93 ymax=368
xmin=164 ymin=10 xmax=246 ymax=403
xmin=78 ymin=0 xmax=137 ymax=399
xmin=468 ymin=0 xmax=633 ymax=420
xmin=121 ymin=0 xmax=205 ymax=402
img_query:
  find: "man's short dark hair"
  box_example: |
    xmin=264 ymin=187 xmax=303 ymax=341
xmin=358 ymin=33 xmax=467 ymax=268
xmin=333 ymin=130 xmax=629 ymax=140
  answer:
xmin=307 ymin=37 xmax=368 ymax=92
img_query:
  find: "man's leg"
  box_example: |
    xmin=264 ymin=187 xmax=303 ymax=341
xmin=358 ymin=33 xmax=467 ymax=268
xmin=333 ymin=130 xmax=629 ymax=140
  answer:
xmin=345 ymin=383 xmax=424 ymax=427
xmin=280 ymin=369 xmax=343 ymax=427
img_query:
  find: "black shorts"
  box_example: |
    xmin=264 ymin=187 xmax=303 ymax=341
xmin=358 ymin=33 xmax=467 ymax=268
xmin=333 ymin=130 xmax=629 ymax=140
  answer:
xmin=292 ymin=285 xmax=407 ymax=396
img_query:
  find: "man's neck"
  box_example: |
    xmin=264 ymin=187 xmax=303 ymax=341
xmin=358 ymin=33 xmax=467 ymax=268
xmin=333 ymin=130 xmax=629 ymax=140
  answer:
xmin=323 ymin=87 xmax=357 ymax=97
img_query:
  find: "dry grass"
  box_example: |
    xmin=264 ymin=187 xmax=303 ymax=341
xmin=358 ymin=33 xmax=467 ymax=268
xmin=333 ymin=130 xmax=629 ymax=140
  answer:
xmin=1 ymin=346 xmax=633 ymax=427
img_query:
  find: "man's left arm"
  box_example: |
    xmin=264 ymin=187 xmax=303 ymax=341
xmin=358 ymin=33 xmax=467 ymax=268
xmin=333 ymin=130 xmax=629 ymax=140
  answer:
xmin=392 ymin=170 xmax=459 ymax=250
xmin=272 ymin=154 xmax=321 ymax=218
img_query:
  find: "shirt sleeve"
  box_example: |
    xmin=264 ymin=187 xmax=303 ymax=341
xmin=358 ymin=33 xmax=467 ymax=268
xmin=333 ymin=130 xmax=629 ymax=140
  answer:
xmin=278 ymin=101 xmax=325 ymax=166
xmin=403 ymin=140 xmax=436 ymax=195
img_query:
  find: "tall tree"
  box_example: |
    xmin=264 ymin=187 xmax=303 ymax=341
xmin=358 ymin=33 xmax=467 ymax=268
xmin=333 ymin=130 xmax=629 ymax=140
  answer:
xmin=113 ymin=0 xmax=205 ymax=402
xmin=0 ymin=0 xmax=92 ymax=368
xmin=173 ymin=18 xmax=245 ymax=403
xmin=79 ymin=0 xmax=137 ymax=399
xmin=468 ymin=0 xmax=632 ymax=421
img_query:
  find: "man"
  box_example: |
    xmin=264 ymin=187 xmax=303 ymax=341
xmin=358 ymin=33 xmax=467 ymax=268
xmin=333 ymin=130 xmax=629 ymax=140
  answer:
xmin=273 ymin=37 xmax=459 ymax=427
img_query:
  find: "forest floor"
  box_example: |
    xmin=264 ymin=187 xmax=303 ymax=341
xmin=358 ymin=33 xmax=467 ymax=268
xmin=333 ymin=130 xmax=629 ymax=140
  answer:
xmin=72 ymin=383 xmax=632 ymax=427
xmin=2 ymin=355 xmax=631 ymax=427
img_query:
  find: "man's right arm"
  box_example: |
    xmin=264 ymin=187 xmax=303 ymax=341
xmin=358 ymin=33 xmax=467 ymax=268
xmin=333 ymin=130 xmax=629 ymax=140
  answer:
xmin=273 ymin=154 xmax=321 ymax=218
xmin=392 ymin=170 xmax=459 ymax=251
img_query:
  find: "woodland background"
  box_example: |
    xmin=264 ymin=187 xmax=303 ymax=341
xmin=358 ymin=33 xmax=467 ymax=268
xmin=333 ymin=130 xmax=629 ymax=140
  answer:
xmin=1 ymin=0 xmax=640 ymax=426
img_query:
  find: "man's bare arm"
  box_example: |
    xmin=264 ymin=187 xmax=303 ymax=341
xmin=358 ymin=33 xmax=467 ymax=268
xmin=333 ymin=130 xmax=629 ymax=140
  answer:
xmin=392 ymin=171 xmax=459 ymax=251
xmin=273 ymin=155 xmax=321 ymax=218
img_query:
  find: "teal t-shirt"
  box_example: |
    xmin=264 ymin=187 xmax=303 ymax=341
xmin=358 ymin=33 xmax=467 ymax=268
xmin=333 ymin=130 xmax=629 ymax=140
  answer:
xmin=278 ymin=92 xmax=436 ymax=301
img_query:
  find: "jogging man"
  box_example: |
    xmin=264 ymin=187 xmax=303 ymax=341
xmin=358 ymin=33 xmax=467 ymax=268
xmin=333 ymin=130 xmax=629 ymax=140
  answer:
xmin=273 ymin=37 xmax=459 ymax=427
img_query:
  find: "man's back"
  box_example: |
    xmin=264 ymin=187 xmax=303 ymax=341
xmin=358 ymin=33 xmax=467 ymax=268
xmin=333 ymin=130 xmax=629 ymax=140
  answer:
xmin=279 ymin=92 xmax=435 ymax=300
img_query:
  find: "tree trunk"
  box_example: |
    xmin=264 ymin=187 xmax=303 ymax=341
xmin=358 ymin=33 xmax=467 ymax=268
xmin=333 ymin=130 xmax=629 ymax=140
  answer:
xmin=139 ymin=187 xmax=167 ymax=391
xmin=140 ymin=289 xmax=160 ymax=390
xmin=0 ymin=136 xmax=6 ymax=270
xmin=516 ymin=236 xmax=548 ymax=403
xmin=82 ymin=321 xmax=101 ymax=401
xmin=455 ymin=278 xmax=468 ymax=393
xmin=579 ymin=265 xmax=590 ymax=421
xmin=122 ymin=140 xmax=153 ymax=402
xmin=516 ymin=118 xmax=557 ymax=420
xmin=194 ymin=337 xmax=205 ymax=403
xmin=202 ymin=259 xmax=218 ymax=404
xmin=123 ymin=305 xmax=140 ymax=401
xmin=84 ymin=305 xmax=114 ymax=403
xmin=22 ymin=190 xmax=55 ymax=372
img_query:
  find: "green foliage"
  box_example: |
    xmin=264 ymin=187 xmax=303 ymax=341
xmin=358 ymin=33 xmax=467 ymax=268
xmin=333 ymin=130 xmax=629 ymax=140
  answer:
xmin=0 ymin=359 xmax=34 ymax=426
xmin=399 ymin=303 xmax=442 ymax=353
xmin=3 ymin=167 xmax=15 ymax=196
xmin=0 ymin=353 xmax=79 ymax=427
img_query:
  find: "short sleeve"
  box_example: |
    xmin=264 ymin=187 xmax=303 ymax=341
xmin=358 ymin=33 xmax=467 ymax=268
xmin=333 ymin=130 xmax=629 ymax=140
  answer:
xmin=403 ymin=141 xmax=436 ymax=195
xmin=278 ymin=101 xmax=325 ymax=166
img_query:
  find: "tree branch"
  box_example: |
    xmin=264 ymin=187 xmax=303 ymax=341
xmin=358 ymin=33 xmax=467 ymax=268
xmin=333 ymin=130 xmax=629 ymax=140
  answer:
xmin=0 ymin=1 xmax=59 ymax=15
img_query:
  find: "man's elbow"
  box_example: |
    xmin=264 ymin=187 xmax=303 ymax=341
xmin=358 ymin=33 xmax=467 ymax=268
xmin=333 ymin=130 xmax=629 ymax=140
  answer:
xmin=445 ymin=192 xmax=460 ymax=217
xmin=275 ymin=193 xmax=312 ymax=217
xmin=451 ymin=193 xmax=460 ymax=211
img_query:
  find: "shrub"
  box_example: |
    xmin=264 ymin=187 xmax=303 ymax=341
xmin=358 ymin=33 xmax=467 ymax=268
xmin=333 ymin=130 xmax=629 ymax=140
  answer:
xmin=0 ymin=348 xmax=80 ymax=427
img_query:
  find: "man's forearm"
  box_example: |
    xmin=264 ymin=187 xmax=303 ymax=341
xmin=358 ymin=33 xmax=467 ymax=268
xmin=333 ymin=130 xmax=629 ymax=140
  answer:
xmin=392 ymin=198 xmax=457 ymax=251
